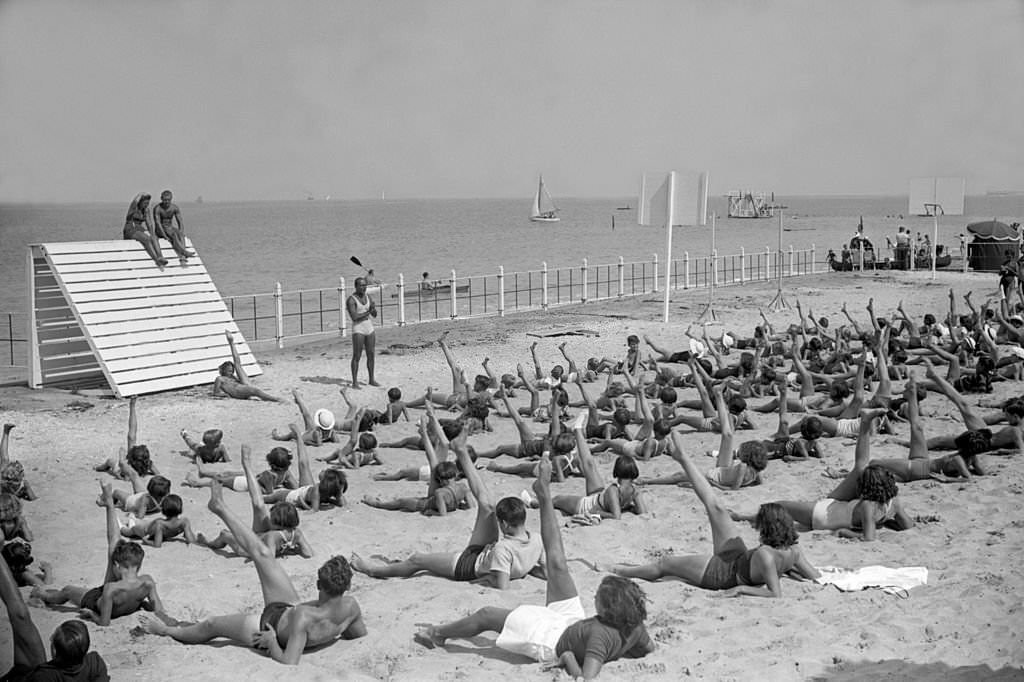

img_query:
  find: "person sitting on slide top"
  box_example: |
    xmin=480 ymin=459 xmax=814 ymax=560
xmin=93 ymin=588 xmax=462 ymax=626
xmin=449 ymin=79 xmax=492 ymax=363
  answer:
xmin=350 ymin=432 xmax=544 ymax=590
xmin=415 ymin=454 xmax=655 ymax=679
xmin=607 ymin=431 xmax=820 ymax=597
xmin=139 ymin=482 xmax=366 ymax=665
xmin=35 ymin=482 xmax=165 ymax=626
xmin=152 ymin=189 xmax=195 ymax=262
xmin=213 ymin=330 xmax=283 ymax=402
xmin=123 ymin=192 xmax=167 ymax=266
xmin=197 ymin=445 xmax=314 ymax=559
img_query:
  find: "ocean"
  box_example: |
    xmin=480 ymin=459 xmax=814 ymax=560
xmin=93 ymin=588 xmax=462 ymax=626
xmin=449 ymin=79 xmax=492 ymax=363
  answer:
xmin=1 ymin=193 xmax=1022 ymax=318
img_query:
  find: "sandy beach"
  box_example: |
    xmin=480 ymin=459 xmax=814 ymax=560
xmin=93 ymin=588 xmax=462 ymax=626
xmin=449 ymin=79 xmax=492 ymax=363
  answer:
xmin=2 ymin=269 xmax=1023 ymax=681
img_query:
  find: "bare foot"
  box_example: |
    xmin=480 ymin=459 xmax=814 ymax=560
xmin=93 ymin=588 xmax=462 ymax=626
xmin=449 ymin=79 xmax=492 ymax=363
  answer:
xmin=351 ymin=380 xmax=362 ymax=389
xmin=99 ymin=480 xmax=113 ymax=507
xmin=532 ymin=455 xmax=552 ymax=501
xmin=368 ymin=380 xmax=382 ymax=387
xmin=39 ymin=561 xmax=54 ymax=584
xmin=437 ymin=331 xmax=450 ymax=345
xmin=414 ymin=626 xmax=446 ymax=649
xmin=349 ymin=552 xmax=378 ymax=577
xmin=137 ymin=613 xmax=172 ymax=637
xmin=2 ymin=423 xmax=13 ymax=434
xmin=207 ymin=481 xmax=226 ymax=515
xmin=182 ymin=471 xmax=203 ymax=488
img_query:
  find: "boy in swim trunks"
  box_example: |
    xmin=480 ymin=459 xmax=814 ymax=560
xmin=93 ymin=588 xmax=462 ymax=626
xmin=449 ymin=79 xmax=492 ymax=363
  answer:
xmin=119 ymin=493 xmax=197 ymax=548
xmin=139 ymin=480 xmax=366 ymax=664
xmin=212 ymin=330 xmax=283 ymax=402
xmin=350 ymin=433 xmax=544 ymax=590
xmin=34 ymin=481 xmax=165 ymax=626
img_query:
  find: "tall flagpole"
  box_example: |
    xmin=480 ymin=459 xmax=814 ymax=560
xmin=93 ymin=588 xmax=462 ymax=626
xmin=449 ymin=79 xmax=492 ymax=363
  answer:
xmin=662 ymin=171 xmax=677 ymax=324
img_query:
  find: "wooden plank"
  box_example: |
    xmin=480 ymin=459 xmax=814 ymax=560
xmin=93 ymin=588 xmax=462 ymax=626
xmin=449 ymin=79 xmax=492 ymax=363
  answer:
xmin=55 ymin=257 xmax=206 ymax=275
xmin=39 ymin=238 xmax=192 ymax=256
xmin=104 ymin=346 xmax=236 ymax=373
xmin=114 ymin=373 xmax=218 ymax=397
xmin=70 ymin=283 xmax=222 ymax=304
xmin=87 ymin=311 xmax=236 ymax=337
xmin=36 ymin=339 xmax=94 ymax=358
xmin=74 ymin=290 xmax=220 ymax=314
xmin=58 ymin=264 xmax=208 ymax=284
xmin=90 ymin=326 xmax=247 ymax=349
xmin=79 ymin=301 xmax=226 ymax=326
xmin=99 ymin=335 xmax=227 ymax=360
xmin=62 ymin=274 xmax=213 ymax=294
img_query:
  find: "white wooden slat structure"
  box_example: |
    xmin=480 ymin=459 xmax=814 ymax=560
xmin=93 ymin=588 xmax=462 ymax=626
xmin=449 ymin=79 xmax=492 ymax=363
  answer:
xmin=27 ymin=239 xmax=261 ymax=397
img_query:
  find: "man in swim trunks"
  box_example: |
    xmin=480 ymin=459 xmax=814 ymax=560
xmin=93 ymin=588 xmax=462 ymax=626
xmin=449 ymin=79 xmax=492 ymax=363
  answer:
xmin=139 ymin=480 xmax=366 ymax=665
xmin=152 ymin=190 xmax=195 ymax=261
xmin=350 ymin=434 xmax=544 ymax=589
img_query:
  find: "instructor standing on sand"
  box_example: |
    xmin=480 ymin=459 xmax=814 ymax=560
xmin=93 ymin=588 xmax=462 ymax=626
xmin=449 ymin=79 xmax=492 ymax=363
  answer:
xmin=347 ymin=277 xmax=380 ymax=388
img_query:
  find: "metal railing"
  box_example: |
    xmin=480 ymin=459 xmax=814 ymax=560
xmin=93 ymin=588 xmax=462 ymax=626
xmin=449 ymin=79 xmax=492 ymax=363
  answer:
xmin=2 ymin=247 xmax=824 ymax=367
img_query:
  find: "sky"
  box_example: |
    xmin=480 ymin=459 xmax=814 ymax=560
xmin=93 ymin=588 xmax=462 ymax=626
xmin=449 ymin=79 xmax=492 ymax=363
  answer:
xmin=1 ymin=0 xmax=1022 ymax=202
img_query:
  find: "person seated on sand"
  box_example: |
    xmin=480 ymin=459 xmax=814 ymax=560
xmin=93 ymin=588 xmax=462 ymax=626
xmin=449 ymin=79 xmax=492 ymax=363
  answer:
xmin=93 ymin=396 xmax=162 ymax=479
xmin=1 ymin=424 xmax=37 ymax=501
xmin=2 ymin=558 xmax=109 ymax=681
xmin=35 ymin=482 xmax=165 ymax=626
xmin=375 ymin=387 xmax=411 ymax=424
xmin=270 ymin=389 xmax=345 ymax=446
xmin=415 ymin=455 xmax=655 ymax=678
xmin=732 ymin=411 xmax=916 ymax=542
xmin=350 ymin=434 xmax=544 ymax=589
xmin=545 ymin=414 xmax=646 ymax=522
xmin=183 ymin=444 xmax=298 ymax=494
xmin=197 ymin=446 xmax=314 ymax=559
xmin=260 ymin=425 xmax=347 ymax=511
xmin=606 ymin=432 xmax=820 ymax=597
xmin=855 ymin=375 xmax=987 ymax=482
xmin=638 ymin=385 xmax=767 ymax=490
xmin=138 ymin=483 xmax=366 ymax=665
xmin=363 ymin=417 xmax=472 ymax=516
xmin=119 ymin=493 xmax=196 ymax=548
xmin=316 ymin=408 xmax=381 ymax=469
xmin=180 ymin=427 xmax=230 ymax=463
xmin=212 ymin=330 xmax=283 ymax=402
xmin=762 ymin=382 xmax=824 ymax=461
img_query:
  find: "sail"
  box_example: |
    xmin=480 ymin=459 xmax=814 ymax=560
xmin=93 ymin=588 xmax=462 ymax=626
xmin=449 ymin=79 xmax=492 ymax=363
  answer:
xmin=530 ymin=175 xmax=558 ymax=219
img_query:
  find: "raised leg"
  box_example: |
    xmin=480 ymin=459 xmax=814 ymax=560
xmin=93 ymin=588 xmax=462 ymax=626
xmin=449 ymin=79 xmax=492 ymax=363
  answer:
xmin=535 ymin=455 xmax=578 ymax=604
xmin=0 ymin=552 xmax=46 ymax=671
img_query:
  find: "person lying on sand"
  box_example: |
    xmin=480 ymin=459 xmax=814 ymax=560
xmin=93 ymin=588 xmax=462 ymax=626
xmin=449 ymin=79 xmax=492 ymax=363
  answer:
xmin=139 ymin=482 xmax=365 ymax=665
xmin=212 ymin=330 xmax=283 ymax=402
xmin=415 ymin=454 xmax=655 ymax=679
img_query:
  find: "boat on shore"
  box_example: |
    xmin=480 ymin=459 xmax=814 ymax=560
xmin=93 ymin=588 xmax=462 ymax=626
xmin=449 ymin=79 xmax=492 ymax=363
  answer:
xmin=529 ymin=174 xmax=560 ymax=223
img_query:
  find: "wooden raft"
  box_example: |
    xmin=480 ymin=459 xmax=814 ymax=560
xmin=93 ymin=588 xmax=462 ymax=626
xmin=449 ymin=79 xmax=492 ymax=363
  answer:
xmin=27 ymin=239 xmax=260 ymax=397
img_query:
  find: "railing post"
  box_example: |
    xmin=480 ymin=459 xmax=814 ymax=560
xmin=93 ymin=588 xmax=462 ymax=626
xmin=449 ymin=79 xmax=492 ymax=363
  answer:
xmin=712 ymin=249 xmax=718 ymax=287
xmin=497 ymin=266 xmax=506 ymax=317
xmin=274 ymin=281 xmax=284 ymax=349
xmin=338 ymin=277 xmax=347 ymax=337
xmin=683 ymin=251 xmax=690 ymax=289
xmin=765 ymin=246 xmax=772 ymax=281
xmin=811 ymin=244 xmax=816 ymax=274
xmin=617 ymin=256 xmax=624 ymax=298
xmin=739 ymin=247 xmax=746 ymax=284
xmin=449 ymin=269 xmax=458 ymax=319
xmin=652 ymin=253 xmax=659 ymax=292
xmin=790 ymin=245 xmax=796 ymax=277
xmin=963 ymin=245 xmax=969 ymax=273
xmin=541 ymin=262 xmax=549 ymax=310
xmin=581 ymin=258 xmax=589 ymax=303
xmin=396 ymin=273 xmax=406 ymax=326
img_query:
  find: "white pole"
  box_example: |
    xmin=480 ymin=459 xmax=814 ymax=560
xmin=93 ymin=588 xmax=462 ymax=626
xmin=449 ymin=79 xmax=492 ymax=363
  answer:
xmin=662 ymin=171 xmax=677 ymax=323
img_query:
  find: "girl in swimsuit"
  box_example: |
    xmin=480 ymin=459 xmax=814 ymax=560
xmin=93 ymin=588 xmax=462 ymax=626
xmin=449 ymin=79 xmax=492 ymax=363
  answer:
xmin=733 ymin=410 xmax=916 ymax=541
xmin=198 ymin=446 xmax=314 ymax=559
xmin=262 ymin=425 xmax=346 ymax=511
xmin=550 ymin=415 xmax=647 ymax=521
xmin=212 ymin=330 xmax=283 ymax=402
xmin=122 ymin=192 xmax=168 ymax=266
xmin=608 ymin=432 xmax=820 ymax=597
xmin=317 ymin=408 xmax=380 ymax=469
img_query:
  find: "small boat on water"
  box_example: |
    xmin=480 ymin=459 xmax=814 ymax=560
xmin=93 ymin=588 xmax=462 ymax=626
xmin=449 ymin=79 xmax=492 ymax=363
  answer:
xmin=529 ymin=174 xmax=560 ymax=223
xmin=391 ymin=283 xmax=471 ymax=299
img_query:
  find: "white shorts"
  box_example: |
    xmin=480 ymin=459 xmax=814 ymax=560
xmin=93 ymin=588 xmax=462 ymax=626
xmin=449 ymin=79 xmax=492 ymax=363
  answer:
xmin=417 ymin=464 xmax=431 ymax=482
xmin=231 ymin=475 xmax=248 ymax=492
xmin=835 ymin=418 xmax=860 ymax=438
xmin=495 ymin=596 xmax=585 ymax=662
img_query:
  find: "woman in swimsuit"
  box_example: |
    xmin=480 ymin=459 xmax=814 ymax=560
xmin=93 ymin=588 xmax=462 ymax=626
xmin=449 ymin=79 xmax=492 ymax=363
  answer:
xmin=262 ymin=425 xmax=347 ymax=511
xmin=733 ymin=410 xmax=916 ymax=541
xmin=607 ymin=432 xmax=819 ymax=597
xmin=212 ymin=330 xmax=283 ymax=402
xmin=346 ymin=277 xmax=379 ymax=388
xmin=122 ymin=192 xmax=168 ymax=266
xmin=139 ymin=481 xmax=366 ymax=665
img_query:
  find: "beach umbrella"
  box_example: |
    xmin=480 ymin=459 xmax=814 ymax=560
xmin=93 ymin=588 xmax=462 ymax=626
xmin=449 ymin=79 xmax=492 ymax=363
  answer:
xmin=966 ymin=219 xmax=1017 ymax=240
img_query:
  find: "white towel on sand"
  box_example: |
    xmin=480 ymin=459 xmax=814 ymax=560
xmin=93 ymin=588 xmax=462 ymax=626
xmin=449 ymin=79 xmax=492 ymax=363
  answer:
xmin=815 ymin=565 xmax=928 ymax=597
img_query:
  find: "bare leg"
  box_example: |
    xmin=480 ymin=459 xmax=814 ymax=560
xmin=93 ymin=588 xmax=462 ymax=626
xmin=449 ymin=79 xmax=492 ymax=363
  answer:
xmin=241 ymin=446 xmax=271 ymax=533
xmin=351 ymin=334 xmax=366 ymax=388
xmin=127 ymin=396 xmax=139 ymax=450
xmin=904 ymin=375 xmax=929 ymax=461
xmin=0 ymin=552 xmax=46 ymax=671
xmin=713 ymin=385 xmax=734 ymax=467
xmin=529 ymin=341 xmax=543 ymax=381
xmin=438 ymin=332 xmax=462 ymax=394
xmin=923 ymin=359 xmax=987 ymax=431
xmin=364 ymin=332 xmax=379 ymax=387
xmin=292 ymin=390 xmax=315 ymax=431
xmin=0 ymin=423 xmax=13 ymax=467
xmin=572 ymin=415 xmax=604 ymax=495
xmin=828 ymin=408 xmax=886 ymax=501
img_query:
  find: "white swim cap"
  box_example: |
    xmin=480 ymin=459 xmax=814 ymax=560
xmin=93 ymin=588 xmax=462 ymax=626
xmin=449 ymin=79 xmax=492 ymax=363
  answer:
xmin=314 ymin=408 xmax=335 ymax=431
xmin=689 ymin=338 xmax=706 ymax=357
xmin=721 ymin=333 xmax=735 ymax=349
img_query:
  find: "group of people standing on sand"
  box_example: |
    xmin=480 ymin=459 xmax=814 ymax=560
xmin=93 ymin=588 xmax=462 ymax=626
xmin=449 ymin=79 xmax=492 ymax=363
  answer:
xmin=4 ymin=271 xmax=1024 ymax=678
xmin=123 ymin=190 xmax=193 ymax=266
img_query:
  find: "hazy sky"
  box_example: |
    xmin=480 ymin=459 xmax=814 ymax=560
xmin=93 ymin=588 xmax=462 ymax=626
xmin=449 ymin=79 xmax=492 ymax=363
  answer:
xmin=2 ymin=0 xmax=1022 ymax=202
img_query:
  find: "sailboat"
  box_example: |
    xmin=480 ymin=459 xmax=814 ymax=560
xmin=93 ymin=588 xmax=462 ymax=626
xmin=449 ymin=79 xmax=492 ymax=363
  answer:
xmin=529 ymin=174 xmax=560 ymax=223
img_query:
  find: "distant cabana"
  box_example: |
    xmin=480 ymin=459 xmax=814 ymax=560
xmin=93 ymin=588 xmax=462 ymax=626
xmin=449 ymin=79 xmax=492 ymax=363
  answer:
xmin=967 ymin=219 xmax=1020 ymax=271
